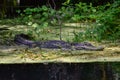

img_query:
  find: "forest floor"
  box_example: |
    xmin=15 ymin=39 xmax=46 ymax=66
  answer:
xmin=0 ymin=23 xmax=120 ymax=64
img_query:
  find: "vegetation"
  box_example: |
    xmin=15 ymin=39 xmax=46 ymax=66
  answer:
xmin=0 ymin=0 xmax=18 ymax=18
xmin=83 ymin=0 xmax=120 ymax=41
xmin=0 ymin=0 xmax=120 ymax=42
xmin=0 ymin=0 xmax=120 ymax=65
xmin=73 ymin=0 xmax=120 ymax=42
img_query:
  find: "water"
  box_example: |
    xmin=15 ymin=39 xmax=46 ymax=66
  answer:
xmin=0 ymin=63 xmax=119 ymax=80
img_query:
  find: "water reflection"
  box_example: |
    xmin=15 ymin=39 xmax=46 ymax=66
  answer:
xmin=48 ymin=63 xmax=115 ymax=80
xmin=0 ymin=63 xmax=119 ymax=80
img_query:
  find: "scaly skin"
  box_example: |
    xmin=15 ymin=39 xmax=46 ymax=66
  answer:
xmin=14 ymin=34 xmax=104 ymax=51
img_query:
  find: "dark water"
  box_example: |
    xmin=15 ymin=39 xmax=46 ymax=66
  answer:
xmin=0 ymin=63 xmax=119 ymax=80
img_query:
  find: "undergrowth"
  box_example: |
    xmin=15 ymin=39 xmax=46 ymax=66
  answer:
xmin=72 ymin=0 xmax=120 ymax=42
xmin=0 ymin=0 xmax=119 ymax=42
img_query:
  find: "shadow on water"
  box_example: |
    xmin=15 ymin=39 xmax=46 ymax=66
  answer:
xmin=0 ymin=63 xmax=119 ymax=80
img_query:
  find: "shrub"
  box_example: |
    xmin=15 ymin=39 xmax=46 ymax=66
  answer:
xmin=73 ymin=0 xmax=120 ymax=42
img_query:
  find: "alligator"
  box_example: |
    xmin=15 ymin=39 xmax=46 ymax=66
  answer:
xmin=14 ymin=34 xmax=104 ymax=51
